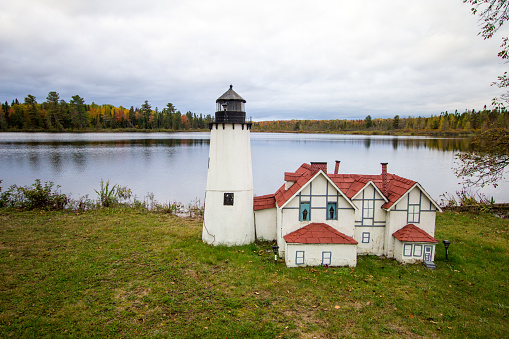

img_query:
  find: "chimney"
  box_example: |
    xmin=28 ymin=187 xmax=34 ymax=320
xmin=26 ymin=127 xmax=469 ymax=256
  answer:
xmin=334 ymin=160 xmax=341 ymax=174
xmin=311 ymin=162 xmax=327 ymax=174
xmin=381 ymin=163 xmax=388 ymax=196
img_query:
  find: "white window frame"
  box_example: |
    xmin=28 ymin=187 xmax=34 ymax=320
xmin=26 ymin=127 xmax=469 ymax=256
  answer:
xmin=413 ymin=244 xmax=423 ymax=257
xmin=408 ymin=204 xmax=421 ymax=223
xmin=296 ymin=251 xmax=305 ymax=265
xmin=403 ymin=244 xmax=412 ymax=257
xmin=322 ymin=251 xmax=332 ymax=266
xmin=362 ymin=199 xmax=374 ymax=226
xmin=361 ymin=232 xmax=370 ymax=244
xmin=363 ymin=199 xmax=374 ymax=218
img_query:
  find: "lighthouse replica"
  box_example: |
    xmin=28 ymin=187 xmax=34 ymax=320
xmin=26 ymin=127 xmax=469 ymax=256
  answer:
xmin=202 ymin=85 xmax=255 ymax=245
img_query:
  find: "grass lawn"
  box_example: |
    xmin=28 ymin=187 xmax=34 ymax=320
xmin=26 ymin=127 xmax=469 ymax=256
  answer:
xmin=0 ymin=209 xmax=507 ymax=338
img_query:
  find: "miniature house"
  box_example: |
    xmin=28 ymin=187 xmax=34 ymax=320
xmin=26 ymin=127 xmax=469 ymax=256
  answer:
xmin=254 ymin=162 xmax=441 ymax=267
xmin=202 ymin=85 xmax=255 ymax=246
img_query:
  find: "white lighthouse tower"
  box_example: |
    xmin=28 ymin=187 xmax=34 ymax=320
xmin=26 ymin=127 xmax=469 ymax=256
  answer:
xmin=202 ymin=85 xmax=255 ymax=246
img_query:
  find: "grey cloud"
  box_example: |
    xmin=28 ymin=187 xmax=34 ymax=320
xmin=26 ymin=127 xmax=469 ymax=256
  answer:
xmin=0 ymin=0 xmax=507 ymax=119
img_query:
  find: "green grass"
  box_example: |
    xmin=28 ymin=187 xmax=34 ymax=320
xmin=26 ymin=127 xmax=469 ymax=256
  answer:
xmin=0 ymin=209 xmax=507 ymax=338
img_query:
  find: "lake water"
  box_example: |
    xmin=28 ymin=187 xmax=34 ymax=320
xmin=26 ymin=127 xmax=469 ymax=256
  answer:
xmin=0 ymin=132 xmax=507 ymax=205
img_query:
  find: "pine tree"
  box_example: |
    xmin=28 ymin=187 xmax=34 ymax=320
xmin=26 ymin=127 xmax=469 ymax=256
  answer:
xmin=70 ymin=95 xmax=88 ymax=129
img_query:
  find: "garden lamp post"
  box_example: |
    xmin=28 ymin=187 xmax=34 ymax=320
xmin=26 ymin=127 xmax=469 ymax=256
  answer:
xmin=272 ymin=245 xmax=279 ymax=264
xmin=443 ymin=240 xmax=451 ymax=260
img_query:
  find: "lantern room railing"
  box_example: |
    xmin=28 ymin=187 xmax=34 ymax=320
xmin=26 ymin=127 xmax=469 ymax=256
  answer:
xmin=208 ymin=115 xmax=253 ymax=130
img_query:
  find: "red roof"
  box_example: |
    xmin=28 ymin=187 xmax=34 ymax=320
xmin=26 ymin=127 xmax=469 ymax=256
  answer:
xmin=284 ymin=223 xmax=358 ymax=244
xmin=275 ymin=163 xmax=315 ymax=207
xmin=270 ymin=163 xmax=418 ymax=210
xmin=392 ymin=224 xmax=438 ymax=243
xmin=253 ymin=194 xmax=276 ymax=211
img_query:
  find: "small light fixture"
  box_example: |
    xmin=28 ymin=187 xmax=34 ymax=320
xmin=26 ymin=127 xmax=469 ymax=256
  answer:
xmin=272 ymin=245 xmax=279 ymax=264
xmin=443 ymin=240 xmax=451 ymax=260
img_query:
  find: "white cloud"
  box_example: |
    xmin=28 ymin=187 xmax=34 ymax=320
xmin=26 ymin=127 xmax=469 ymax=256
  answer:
xmin=0 ymin=0 xmax=507 ymax=119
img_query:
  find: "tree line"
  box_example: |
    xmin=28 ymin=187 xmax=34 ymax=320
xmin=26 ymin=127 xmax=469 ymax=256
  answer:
xmin=1 ymin=91 xmax=508 ymax=134
xmin=252 ymin=108 xmax=509 ymax=135
xmin=0 ymin=92 xmax=212 ymax=131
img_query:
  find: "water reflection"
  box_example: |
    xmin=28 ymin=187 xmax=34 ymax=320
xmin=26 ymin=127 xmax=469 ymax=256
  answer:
xmin=72 ymin=148 xmax=86 ymax=172
xmin=0 ymin=132 xmax=504 ymax=204
xmin=364 ymin=139 xmax=371 ymax=149
xmin=251 ymin=133 xmax=472 ymax=152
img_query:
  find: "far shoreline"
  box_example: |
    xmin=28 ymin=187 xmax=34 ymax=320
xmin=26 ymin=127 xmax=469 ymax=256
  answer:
xmin=0 ymin=128 xmax=476 ymax=138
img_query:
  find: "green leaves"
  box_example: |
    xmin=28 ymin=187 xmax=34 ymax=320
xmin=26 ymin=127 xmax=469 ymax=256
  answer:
xmin=0 ymin=179 xmax=69 ymax=210
xmin=94 ymin=179 xmax=132 ymax=208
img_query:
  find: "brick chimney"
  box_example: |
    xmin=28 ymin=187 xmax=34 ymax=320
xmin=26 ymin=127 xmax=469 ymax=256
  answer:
xmin=334 ymin=160 xmax=340 ymax=174
xmin=311 ymin=162 xmax=327 ymax=174
xmin=381 ymin=163 xmax=388 ymax=196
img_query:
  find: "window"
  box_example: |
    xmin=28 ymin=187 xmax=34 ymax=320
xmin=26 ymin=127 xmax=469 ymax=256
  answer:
xmin=300 ymin=202 xmax=310 ymax=221
xmin=363 ymin=200 xmax=374 ymax=218
xmin=408 ymin=204 xmax=420 ymax=223
xmin=413 ymin=244 xmax=423 ymax=257
xmin=322 ymin=251 xmax=332 ymax=266
xmin=403 ymin=244 xmax=412 ymax=257
xmin=362 ymin=199 xmax=374 ymax=225
xmin=296 ymin=251 xmax=305 ymax=265
xmin=362 ymin=232 xmax=370 ymax=244
xmin=224 ymin=193 xmax=234 ymax=206
xmin=326 ymin=202 xmax=337 ymax=220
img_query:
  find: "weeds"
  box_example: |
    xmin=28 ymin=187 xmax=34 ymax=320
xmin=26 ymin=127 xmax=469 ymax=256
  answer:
xmin=0 ymin=179 xmax=203 ymax=215
xmin=439 ymin=188 xmax=494 ymax=213
xmin=94 ymin=179 xmax=132 ymax=207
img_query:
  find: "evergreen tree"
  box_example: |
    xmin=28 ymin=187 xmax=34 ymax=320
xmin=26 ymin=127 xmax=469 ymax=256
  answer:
xmin=45 ymin=91 xmax=63 ymax=129
xmin=23 ymin=94 xmax=39 ymax=129
xmin=393 ymin=115 xmax=400 ymax=129
xmin=140 ymin=100 xmax=152 ymax=129
xmin=70 ymin=95 xmax=88 ymax=129
xmin=364 ymin=115 xmax=373 ymax=129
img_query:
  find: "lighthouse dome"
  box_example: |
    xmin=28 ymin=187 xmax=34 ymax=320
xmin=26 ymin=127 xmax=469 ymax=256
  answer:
xmin=215 ymin=85 xmax=246 ymax=123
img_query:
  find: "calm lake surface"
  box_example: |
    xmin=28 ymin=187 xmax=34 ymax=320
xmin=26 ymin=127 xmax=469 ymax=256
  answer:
xmin=0 ymin=132 xmax=507 ymax=204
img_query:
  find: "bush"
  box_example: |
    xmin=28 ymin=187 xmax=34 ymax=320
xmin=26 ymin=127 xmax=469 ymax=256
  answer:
xmin=0 ymin=179 xmax=198 ymax=216
xmin=0 ymin=179 xmax=69 ymax=210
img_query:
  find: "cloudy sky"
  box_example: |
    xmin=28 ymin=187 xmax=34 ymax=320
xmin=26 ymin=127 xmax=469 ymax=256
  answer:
xmin=1 ymin=0 xmax=507 ymax=120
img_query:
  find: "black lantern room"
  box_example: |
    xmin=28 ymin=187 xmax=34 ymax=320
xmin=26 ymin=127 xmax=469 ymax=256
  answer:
xmin=211 ymin=85 xmax=251 ymax=129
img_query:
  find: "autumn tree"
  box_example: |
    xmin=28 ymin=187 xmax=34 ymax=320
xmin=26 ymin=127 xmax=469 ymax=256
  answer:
xmin=455 ymin=128 xmax=509 ymax=187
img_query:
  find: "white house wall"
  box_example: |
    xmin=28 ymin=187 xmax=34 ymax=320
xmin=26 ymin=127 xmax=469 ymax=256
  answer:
xmin=385 ymin=186 xmax=437 ymax=257
xmin=285 ymin=243 xmax=357 ymax=267
xmin=355 ymin=227 xmax=385 ymax=255
xmin=280 ymin=174 xmax=356 ymax=242
xmin=254 ymin=207 xmax=277 ymax=241
xmin=394 ymin=240 xmax=436 ymax=264
xmin=352 ymin=184 xmax=387 ymax=255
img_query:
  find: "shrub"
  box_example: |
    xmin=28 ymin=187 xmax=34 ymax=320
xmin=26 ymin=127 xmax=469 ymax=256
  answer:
xmin=0 ymin=179 xmax=69 ymax=210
